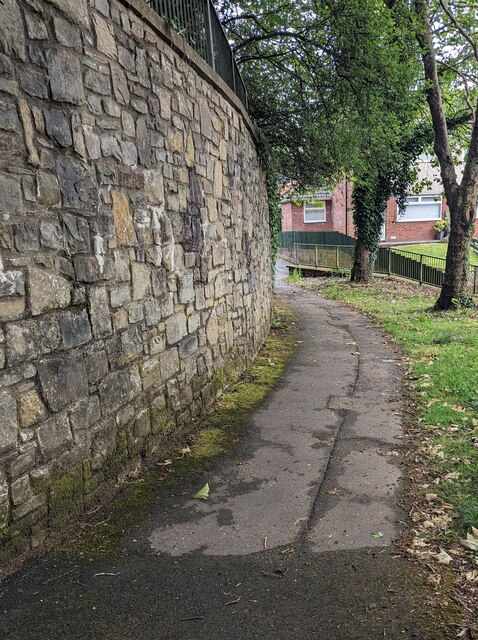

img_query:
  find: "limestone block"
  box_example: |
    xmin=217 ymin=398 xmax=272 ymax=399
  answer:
xmin=40 ymin=221 xmax=64 ymax=250
xmin=11 ymin=474 xmax=32 ymax=505
xmin=93 ymin=14 xmax=116 ymax=58
xmin=63 ymin=213 xmax=91 ymax=253
xmin=56 ymin=155 xmax=97 ymax=209
xmin=15 ymin=219 xmax=39 ymax=251
xmin=84 ymin=69 xmax=111 ymax=96
xmin=159 ymin=347 xmax=179 ymax=381
xmin=131 ymin=262 xmax=151 ymax=301
xmin=144 ymin=170 xmax=164 ymax=205
xmin=0 ymin=471 xmax=9 ymax=529
xmin=111 ymin=63 xmax=130 ymax=105
xmin=6 ymin=318 xmax=60 ymax=365
xmin=200 ymin=99 xmax=212 ymax=139
xmin=121 ymin=111 xmax=135 ymax=137
xmin=29 ymin=268 xmax=70 ymax=316
xmin=112 ymin=191 xmax=137 ymax=246
xmin=36 ymin=413 xmax=73 ymax=457
xmin=0 ymin=269 xmax=24 ymax=297
xmin=8 ymin=444 xmax=35 ymax=478
xmin=0 ymin=297 xmax=25 ymax=321
xmin=110 ymin=283 xmax=130 ymax=308
xmin=89 ymin=286 xmax=112 ymax=338
xmin=86 ymin=350 xmax=109 ymax=385
xmin=165 ymin=312 xmax=187 ymax=346
xmin=38 ymin=355 xmax=88 ymax=412
xmin=18 ymin=99 xmax=39 ymax=165
xmin=44 ymin=108 xmax=72 ymax=147
xmin=0 ymin=101 xmax=19 ymax=132
xmin=0 ymin=389 xmax=17 ymax=452
xmin=47 ymin=50 xmax=85 ymax=105
xmin=185 ymin=131 xmax=195 ymax=167
xmin=18 ymin=390 xmax=47 ymax=428
xmin=0 ymin=173 xmax=22 ymax=213
xmin=136 ymin=117 xmax=152 ymax=167
xmin=144 ymin=299 xmax=161 ymax=326
xmin=206 ymin=312 xmax=219 ymax=345
xmin=19 ymin=66 xmax=48 ymax=99
xmin=45 ymin=0 xmax=89 ymax=27
xmin=53 ymin=16 xmax=82 ymax=52
xmin=59 ymin=309 xmax=92 ymax=349
xmin=69 ymin=395 xmax=101 ymax=431
xmin=213 ymin=161 xmax=223 ymax=198
xmin=71 ymin=113 xmax=86 ymax=158
xmin=0 ymin=0 xmax=26 ymax=61
xmin=179 ymin=334 xmax=198 ymax=357
xmin=188 ymin=313 xmax=201 ymax=334
xmin=179 ymin=272 xmax=195 ymax=304
xmin=98 ymin=366 xmax=141 ymax=415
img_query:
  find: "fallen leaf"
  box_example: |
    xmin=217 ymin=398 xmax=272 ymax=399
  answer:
xmin=294 ymin=517 xmax=308 ymax=526
xmin=435 ymin=549 xmax=452 ymax=565
xmin=194 ymin=483 xmax=210 ymax=501
xmin=372 ymin=531 xmax=384 ymax=539
xmin=465 ymin=570 xmax=478 ymax=582
xmin=460 ymin=528 xmax=478 ymax=552
xmin=444 ymin=472 xmax=461 ymax=480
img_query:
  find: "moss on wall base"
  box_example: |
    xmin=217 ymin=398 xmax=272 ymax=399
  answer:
xmin=47 ymin=299 xmax=297 ymax=559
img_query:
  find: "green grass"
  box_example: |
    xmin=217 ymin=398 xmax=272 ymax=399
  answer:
xmin=305 ymin=277 xmax=478 ymax=536
xmin=287 ymin=267 xmax=303 ymax=284
xmin=398 ymin=242 xmax=478 ymax=266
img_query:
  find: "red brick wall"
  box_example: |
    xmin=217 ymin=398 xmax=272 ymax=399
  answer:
xmin=281 ymin=201 xmax=293 ymax=231
xmin=383 ymin=197 xmax=478 ymax=243
xmin=280 ymin=179 xmax=355 ymax=235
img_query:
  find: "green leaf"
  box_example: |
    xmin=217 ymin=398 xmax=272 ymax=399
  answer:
xmin=372 ymin=531 xmax=384 ymax=539
xmin=194 ymin=483 xmax=210 ymax=501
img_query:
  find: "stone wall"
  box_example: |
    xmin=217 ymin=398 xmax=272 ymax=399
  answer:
xmin=0 ymin=0 xmax=272 ymax=557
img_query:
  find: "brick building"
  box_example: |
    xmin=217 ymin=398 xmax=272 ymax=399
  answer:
xmin=281 ymin=161 xmax=478 ymax=244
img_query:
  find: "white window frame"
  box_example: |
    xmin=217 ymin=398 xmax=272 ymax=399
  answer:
xmin=304 ymin=201 xmax=326 ymax=223
xmin=398 ymin=195 xmax=442 ymax=222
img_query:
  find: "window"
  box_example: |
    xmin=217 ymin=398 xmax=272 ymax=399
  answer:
xmin=304 ymin=201 xmax=326 ymax=223
xmin=398 ymin=195 xmax=441 ymax=222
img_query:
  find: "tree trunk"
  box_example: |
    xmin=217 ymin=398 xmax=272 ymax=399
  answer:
xmin=351 ymin=237 xmax=371 ymax=283
xmin=436 ymin=199 xmax=474 ymax=309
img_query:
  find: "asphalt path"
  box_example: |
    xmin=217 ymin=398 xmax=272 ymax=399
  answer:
xmin=0 ymin=263 xmax=447 ymax=639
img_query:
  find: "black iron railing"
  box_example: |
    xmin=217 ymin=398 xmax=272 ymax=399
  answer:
xmin=146 ymin=0 xmax=248 ymax=108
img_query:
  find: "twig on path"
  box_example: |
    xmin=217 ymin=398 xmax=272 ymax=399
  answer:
xmin=264 ymin=536 xmax=268 ymax=549
xmin=261 ymin=571 xmax=283 ymax=579
xmin=225 ymin=596 xmax=241 ymax=606
xmin=180 ymin=615 xmax=205 ymax=621
xmin=43 ymin=567 xmax=77 ymax=584
xmin=93 ymin=572 xmax=120 ymax=577
xmin=82 ymin=517 xmax=110 ymax=527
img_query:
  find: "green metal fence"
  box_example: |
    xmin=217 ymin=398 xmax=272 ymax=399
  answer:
xmin=279 ymin=231 xmax=355 ymax=249
xmin=289 ymin=243 xmax=478 ymax=293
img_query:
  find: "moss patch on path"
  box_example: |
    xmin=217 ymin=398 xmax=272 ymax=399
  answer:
xmin=54 ymin=299 xmax=298 ymax=559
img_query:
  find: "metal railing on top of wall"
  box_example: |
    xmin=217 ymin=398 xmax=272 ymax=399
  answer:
xmin=145 ymin=0 xmax=248 ymax=108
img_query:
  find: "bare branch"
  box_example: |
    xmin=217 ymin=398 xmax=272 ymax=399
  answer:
xmin=438 ymin=0 xmax=478 ymax=62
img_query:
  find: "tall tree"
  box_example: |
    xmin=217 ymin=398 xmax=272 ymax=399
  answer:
xmin=412 ymin=0 xmax=478 ymax=308
xmin=217 ymin=0 xmax=424 ymax=282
